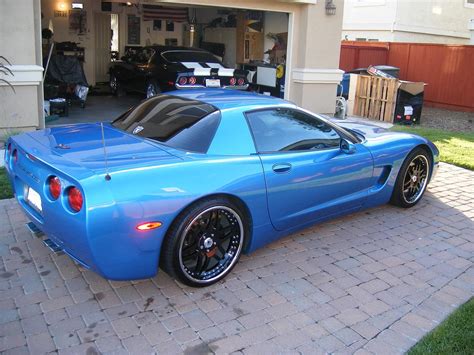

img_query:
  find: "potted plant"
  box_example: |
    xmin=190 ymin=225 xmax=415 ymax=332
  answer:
xmin=0 ymin=56 xmax=14 ymax=92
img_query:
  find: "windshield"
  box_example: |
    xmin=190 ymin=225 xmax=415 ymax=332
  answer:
xmin=112 ymin=95 xmax=220 ymax=153
xmin=162 ymin=50 xmax=221 ymax=64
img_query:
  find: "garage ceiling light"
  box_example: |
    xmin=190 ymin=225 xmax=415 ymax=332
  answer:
xmin=72 ymin=3 xmax=83 ymax=9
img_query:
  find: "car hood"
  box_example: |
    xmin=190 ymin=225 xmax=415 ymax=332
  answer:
xmin=334 ymin=119 xmax=439 ymax=157
xmin=23 ymin=123 xmax=181 ymax=173
xmin=334 ymin=119 xmax=393 ymax=139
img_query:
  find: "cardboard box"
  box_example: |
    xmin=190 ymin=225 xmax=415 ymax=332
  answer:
xmin=394 ymin=81 xmax=426 ymax=124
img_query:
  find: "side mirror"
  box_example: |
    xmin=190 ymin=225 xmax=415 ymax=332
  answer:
xmin=340 ymin=139 xmax=356 ymax=154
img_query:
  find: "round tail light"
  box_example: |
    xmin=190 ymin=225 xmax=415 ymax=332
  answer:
xmin=178 ymin=77 xmax=188 ymax=86
xmin=188 ymin=76 xmax=197 ymax=85
xmin=48 ymin=176 xmax=61 ymax=200
xmin=237 ymin=78 xmax=245 ymax=86
xmin=12 ymin=149 xmax=18 ymax=163
xmin=229 ymin=77 xmax=237 ymax=86
xmin=68 ymin=187 xmax=83 ymax=212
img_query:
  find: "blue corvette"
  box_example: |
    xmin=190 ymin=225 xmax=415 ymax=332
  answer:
xmin=5 ymin=90 xmax=439 ymax=287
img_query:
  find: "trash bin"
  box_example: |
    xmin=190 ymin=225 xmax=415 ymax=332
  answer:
xmin=338 ymin=73 xmax=350 ymax=98
xmin=393 ymin=81 xmax=425 ymax=125
xmin=349 ymin=65 xmax=400 ymax=79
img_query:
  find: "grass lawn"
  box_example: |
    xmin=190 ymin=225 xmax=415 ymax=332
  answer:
xmin=391 ymin=125 xmax=474 ymax=171
xmin=0 ymin=168 xmax=13 ymax=200
xmin=408 ymin=298 xmax=474 ymax=355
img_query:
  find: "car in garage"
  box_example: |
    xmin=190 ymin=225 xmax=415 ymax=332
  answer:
xmin=109 ymin=45 xmax=249 ymax=98
xmin=4 ymin=90 xmax=439 ymax=287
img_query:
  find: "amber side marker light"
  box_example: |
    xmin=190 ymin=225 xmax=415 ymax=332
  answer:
xmin=136 ymin=222 xmax=162 ymax=231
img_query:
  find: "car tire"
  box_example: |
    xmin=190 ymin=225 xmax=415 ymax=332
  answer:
xmin=110 ymin=74 xmax=124 ymax=96
xmin=390 ymin=147 xmax=432 ymax=208
xmin=146 ymin=80 xmax=161 ymax=99
xmin=160 ymin=197 xmax=247 ymax=287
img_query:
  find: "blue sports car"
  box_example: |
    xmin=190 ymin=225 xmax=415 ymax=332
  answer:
xmin=5 ymin=90 xmax=439 ymax=287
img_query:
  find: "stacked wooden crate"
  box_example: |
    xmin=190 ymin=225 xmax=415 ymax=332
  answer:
xmin=348 ymin=75 xmax=398 ymax=122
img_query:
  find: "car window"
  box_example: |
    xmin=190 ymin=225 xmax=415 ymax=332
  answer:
xmin=246 ymin=108 xmax=341 ymax=153
xmin=161 ymin=50 xmax=222 ymax=64
xmin=112 ymin=95 xmax=220 ymax=153
xmin=123 ymin=47 xmax=154 ymax=64
xmin=123 ymin=47 xmax=143 ymax=62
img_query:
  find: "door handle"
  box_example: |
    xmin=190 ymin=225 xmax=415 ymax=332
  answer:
xmin=272 ymin=163 xmax=292 ymax=173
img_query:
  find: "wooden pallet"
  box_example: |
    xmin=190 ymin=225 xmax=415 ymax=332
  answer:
xmin=352 ymin=75 xmax=398 ymax=122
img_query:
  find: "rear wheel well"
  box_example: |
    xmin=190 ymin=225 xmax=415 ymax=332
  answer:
xmin=163 ymin=193 xmax=253 ymax=255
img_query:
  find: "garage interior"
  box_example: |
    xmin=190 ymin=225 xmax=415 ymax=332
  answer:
xmin=40 ymin=0 xmax=290 ymax=125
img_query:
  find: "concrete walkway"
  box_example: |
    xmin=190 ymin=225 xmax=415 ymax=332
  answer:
xmin=0 ymin=163 xmax=472 ymax=354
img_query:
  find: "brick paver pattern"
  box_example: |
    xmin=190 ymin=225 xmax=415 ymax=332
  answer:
xmin=0 ymin=163 xmax=473 ymax=354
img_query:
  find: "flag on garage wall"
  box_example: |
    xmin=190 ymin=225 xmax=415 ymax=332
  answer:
xmin=142 ymin=5 xmax=188 ymax=22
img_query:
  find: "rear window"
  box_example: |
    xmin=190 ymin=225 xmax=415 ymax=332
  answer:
xmin=162 ymin=50 xmax=221 ymax=64
xmin=112 ymin=95 xmax=220 ymax=153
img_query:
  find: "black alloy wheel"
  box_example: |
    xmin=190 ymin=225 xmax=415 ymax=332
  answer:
xmin=402 ymin=154 xmax=429 ymax=204
xmin=146 ymin=81 xmax=161 ymax=98
xmin=391 ymin=147 xmax=431 ymax=208
xmin=161 ymin=198 xmax=246 ymax=287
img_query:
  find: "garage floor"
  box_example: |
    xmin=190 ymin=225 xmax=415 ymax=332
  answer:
xmin=46 ymin=94 xmax=142 ymax=127
xmin=46 ymin=92 xmax=394 ymax=130
xmin=0 ymin=163 xmax=472 ymax=354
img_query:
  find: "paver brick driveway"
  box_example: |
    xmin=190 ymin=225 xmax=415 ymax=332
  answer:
xmin=1 ymin=163 xmax=473 ymax=354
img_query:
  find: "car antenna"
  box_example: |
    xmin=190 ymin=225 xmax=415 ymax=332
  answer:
xmin=100 ymin=122 xmax=112 ymax=181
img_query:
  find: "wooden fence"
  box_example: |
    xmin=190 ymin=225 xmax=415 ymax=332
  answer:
xmin=339 ymin=41 xmax=389 ymax=72
xmin=340 ymin=41 xmax=474 ymax=112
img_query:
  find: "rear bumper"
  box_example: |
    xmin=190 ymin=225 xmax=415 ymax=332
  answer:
xmin=175 ymin=84 xmax=249 ymax=90
xmin=15 ymin=196 xmax=164 ymax=281
xmin=6 ymin=136 xmax=166 ymax=281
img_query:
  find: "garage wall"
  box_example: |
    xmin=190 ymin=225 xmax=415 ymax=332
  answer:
xmin=199 ymin=10 xmax=289 ymax=66
xmin=41 ymin=0 xmax=98 ymax=85
xmin=117 ymin=5 xmax=185 ymax=57
xmin=195 ymin=7 xmax=221 ymax=24
xmin=263 ymin=12 xmax=289 ymax=61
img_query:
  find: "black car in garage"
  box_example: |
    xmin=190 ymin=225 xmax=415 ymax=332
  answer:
xmin=109 ymin=45 xmax=249 ymax=98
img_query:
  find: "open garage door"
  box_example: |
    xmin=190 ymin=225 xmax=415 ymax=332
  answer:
xmin=41 ymin=0 xmax=291 ymax=125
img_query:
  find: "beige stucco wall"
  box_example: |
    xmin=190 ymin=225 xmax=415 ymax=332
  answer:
xmin=291 ymin=0 xmax=345 ymax=113
xmin=0 ymin=86 xmax=42 ymax=135
xmin=395 ymin=0 xmax=474 ymax=43
xmin=343 ymin=0 xmax=474 ymax=44
xmin=342 ymin=0 xmax=397 ymax=41
xmin=0 ymin=0 xmax=43 ymax=137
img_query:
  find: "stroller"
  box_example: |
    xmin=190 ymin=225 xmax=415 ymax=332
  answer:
xmin=44 ymin=54 xmax=89 ymax=112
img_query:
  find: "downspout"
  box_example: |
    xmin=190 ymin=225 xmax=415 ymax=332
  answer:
xmin=391 ymin=0 xmax=399 ymax=42
xmin=34 ymin=0 xmax=45 ymax=130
